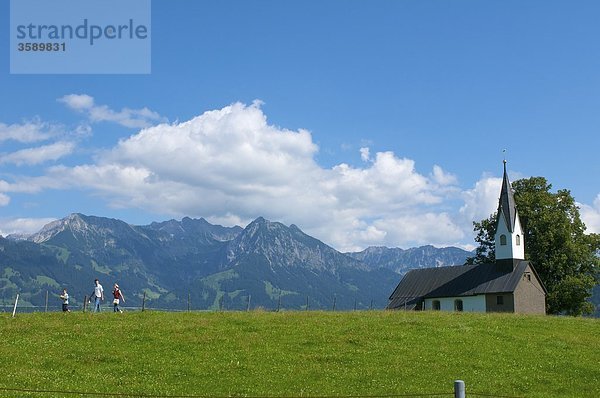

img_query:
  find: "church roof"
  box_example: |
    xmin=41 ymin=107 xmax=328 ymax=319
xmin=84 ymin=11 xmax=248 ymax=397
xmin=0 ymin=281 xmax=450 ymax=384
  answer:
xmin=387 ymin=260 xmax=538 ymax=310
xmin=496 ymin=160 xmax=518 ymax=233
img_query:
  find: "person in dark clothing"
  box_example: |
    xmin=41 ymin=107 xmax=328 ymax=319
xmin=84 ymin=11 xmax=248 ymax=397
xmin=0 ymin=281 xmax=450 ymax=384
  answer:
xmin=112 ymin=283 xmax=125 ymax=313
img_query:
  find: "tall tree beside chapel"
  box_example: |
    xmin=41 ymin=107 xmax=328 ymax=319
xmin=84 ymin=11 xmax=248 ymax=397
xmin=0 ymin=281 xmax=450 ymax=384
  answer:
xmin=467 ymin=176 xmax=599 ymax=315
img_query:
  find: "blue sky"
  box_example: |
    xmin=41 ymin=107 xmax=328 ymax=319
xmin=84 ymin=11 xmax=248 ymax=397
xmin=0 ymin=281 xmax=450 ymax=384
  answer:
xmin=1 ymin=0 xmax=599 ymax=251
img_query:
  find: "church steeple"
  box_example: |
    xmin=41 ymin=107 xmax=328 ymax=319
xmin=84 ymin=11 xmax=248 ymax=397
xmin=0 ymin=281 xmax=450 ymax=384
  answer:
xmin=499 ymin=160 xmax=517 ymax=233
xmin=495 ymin=160 xmax=525 ymax=261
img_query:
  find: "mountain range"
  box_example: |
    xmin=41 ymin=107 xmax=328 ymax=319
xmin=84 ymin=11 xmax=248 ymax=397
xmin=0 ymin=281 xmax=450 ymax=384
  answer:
xmin=0 ymin=213 xmax=474 ymax=311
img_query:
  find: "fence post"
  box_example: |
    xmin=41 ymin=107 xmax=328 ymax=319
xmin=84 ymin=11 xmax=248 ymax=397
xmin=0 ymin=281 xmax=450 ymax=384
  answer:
xmin=45 ymin=290 xmax=49 ymax=312
xmin=12 ymin=293 xmax=19 ymax=318
xmin=370 ymin=299 xmax=373 ymax=310
xmin=83 ymin=295 xmax=87 ymax=312
xmin=247 ymin=294 xmax=251 ymax=312
xmin=306 ymin=295 xmax=309 ymax=311
xmin=454 ymin=380 xmax=465 ymax=398
xmin=142 ymin=291 xmax=146 ymax=312
xmin=332 ymin=295 xmax=336 ymax=311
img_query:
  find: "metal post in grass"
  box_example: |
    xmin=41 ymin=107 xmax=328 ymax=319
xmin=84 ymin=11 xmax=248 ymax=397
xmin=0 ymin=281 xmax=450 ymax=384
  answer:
xmin=247 ymin=295 xmax=251 ymax=312
xmin=306 ymin=295 xmax=309 ymax=311
xmin=12 ymin=293 xmax=19 ymax=318
xmin=332 ymin=295 xmax=336 ymax=311
xmin=142 ymin=291 xmax=146 ymax=312
xmin=370 ymin=299 xmax=373 ymax=310
xmin=45 ymin=290 xmax=48 ymax=312
xmin=454 ymin=380 xmax=465 ymax=398
xmin=83 ymin=295 xmax=87 ymax=312
xmin=277 ymin=293 xmax=281 ymax=312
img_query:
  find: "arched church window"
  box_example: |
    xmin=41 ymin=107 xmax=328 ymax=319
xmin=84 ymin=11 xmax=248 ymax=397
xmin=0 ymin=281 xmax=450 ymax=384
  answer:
xmin=500 ymin=234 xmax=507 ymax=246
xmin=516 ymin=235 xmax=521 ymax=245
xmin=454 ymin=299 xmax=463 ymax=312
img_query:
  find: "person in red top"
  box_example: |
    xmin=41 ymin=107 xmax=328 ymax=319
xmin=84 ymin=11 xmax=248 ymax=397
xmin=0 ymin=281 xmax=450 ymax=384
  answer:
xmin=112 ymin=283 xmax=125 ymax=313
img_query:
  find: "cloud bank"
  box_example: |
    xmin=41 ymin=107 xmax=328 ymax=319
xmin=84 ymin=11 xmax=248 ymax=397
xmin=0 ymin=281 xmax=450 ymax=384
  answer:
xmin=5 ymin=100 xmax=594 ymax=251
xmin=40 ymin=101 xmax=464 ymax=251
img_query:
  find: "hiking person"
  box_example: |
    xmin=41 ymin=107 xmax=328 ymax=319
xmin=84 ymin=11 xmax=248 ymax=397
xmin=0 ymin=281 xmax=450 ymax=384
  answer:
xmin=60 ymin=288 xmax=70 ymax=312
xmin=91 ymin=279 xmax=104 ymax=312
xmin=112 ymin=283 xmax=125 ymax=313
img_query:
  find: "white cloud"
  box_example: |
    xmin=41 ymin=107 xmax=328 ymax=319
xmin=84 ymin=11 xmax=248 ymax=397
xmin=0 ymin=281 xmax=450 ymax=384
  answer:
xmin=59 ymin=94 xmax=95 ymax=110
xmin=373 ymin=213 xmax=466 ymax=248
xmin=0 ymin=193 xmax=9 ymax=207
xmin=59 ymin=94 xmax=166 ymax=128
xmin=0 ymin=141 xmax=75 ymax=166
xmin=40 ymin=101 xmax=468 ymax=251
xmin=359 ymin=147 xmax=371 ymax=162
xmin=431 ymin=165 xmax=458 ymax=186
xmin=0 ymin=177 xmax=68 ymax=232
xmin=0 ymin=217 xmax=56 ymax=237
xmin=327 ymin=152 xmax=447 ymax=221
xmin=0 ymin=176 xmax=65 ymax=195
xmin=0 ymin=120 xmax=61 ymax=143
xmin=459 ymin=175 xmax=502 ymax=224
xmin=579 ymin=194 xmax=600 ymax=234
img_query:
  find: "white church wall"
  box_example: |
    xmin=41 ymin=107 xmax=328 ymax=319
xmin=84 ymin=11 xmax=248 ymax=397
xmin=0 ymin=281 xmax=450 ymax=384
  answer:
xmin=495 ymin=209 xmax=525 ymax=261
xmin=424 ymin=295 xmax=486 ymax=312
xmin=511 ymin=214 xmax=525 ymax=259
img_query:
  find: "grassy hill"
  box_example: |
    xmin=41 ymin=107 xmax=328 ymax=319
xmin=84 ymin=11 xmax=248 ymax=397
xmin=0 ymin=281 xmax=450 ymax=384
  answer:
xmin=0 ymin=311 xmax=598 ymax=398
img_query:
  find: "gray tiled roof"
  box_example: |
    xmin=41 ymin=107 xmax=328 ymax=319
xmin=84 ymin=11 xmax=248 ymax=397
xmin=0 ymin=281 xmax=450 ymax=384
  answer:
xmin=387 ymin=260 xmax=533 ymax=310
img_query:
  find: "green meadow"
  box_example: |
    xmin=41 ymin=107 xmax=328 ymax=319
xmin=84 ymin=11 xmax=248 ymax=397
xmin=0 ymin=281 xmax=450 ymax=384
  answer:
xmin=0 ymin=311 xmax=598 ymax=397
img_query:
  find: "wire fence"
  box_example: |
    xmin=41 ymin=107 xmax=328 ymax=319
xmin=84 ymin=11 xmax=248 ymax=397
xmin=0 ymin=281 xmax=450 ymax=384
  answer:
xmin=0 ymin=385 xmax=525 ymax=398
xmin=0 ymin=388 xmax=450 ymax=397
xmin=1 ymin=291 xmax=386 ymax=315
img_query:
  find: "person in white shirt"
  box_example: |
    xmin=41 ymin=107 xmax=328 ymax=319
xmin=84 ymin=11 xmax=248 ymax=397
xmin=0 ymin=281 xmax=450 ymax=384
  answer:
xmin=92 ymin=279 xmax=104 ymax=312
xmin=60 ymin=288 xmax=70 ymax=312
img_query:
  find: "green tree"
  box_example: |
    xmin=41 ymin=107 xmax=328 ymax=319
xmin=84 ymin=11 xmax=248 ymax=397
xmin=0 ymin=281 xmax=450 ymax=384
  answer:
xmin=467 ymin=177 xmax=599 ymax=315
xmin=465 ymin=214 xmax=496 ymax=265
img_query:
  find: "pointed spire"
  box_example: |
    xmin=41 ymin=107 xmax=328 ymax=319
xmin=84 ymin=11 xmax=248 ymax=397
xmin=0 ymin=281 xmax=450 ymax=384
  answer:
xmin=498 ymin=160 xmax=517 ymax=232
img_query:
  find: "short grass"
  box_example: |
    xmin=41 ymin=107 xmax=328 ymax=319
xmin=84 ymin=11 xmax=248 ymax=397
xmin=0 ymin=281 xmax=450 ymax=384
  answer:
xmin=0 ymin=310 xmax=598 ymax=398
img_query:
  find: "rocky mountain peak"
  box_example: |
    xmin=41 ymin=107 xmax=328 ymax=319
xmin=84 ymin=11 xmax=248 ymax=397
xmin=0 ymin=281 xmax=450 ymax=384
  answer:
xmin=347 ymin=245 xmax=472 ymax=275
xmin=28 ymin=213 xmax=144 ymax=249
xmin=225 ymin=216 xmax=367 ymax=272
xmin=243 ymin=217 xmax=286 ymax=235
xmin=29 ymin=213 xmax=86 ymax=243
